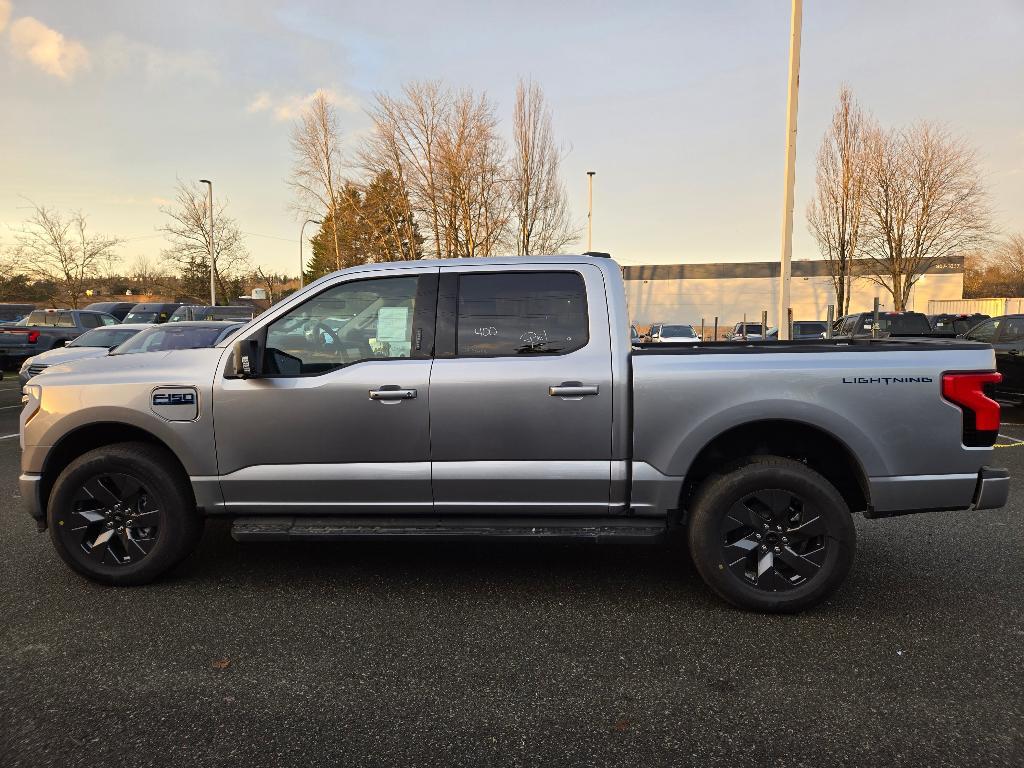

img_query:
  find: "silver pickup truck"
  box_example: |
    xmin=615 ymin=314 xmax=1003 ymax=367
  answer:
xmin=19 ymin=255 xmax=1009 ymax=612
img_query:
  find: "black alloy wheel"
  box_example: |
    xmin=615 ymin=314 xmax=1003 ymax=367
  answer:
xmin=57 ymin=472 xmax=160 ymax=567
xmin=720 ymin=488 xmax=828 ymax=591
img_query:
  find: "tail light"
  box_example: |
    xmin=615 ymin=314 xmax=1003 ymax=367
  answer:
xmin=942 ymin=371 xmax=1001 ymax=447
xmin=27 ymin=330 xmax=40 ymax=343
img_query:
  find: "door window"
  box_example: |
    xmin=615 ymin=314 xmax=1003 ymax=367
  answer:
xmin=966 ymin=319 xmax=1000 ymax=343
xmin=455 ymin=272 xmax=588 ymax=357
xmin=998 ymin=318 xmax=1024 ymax=343
xmin=264 ymin=275 xmax=421 ymax=375
xmin=80 ymin=313 xmax=100 ymax=328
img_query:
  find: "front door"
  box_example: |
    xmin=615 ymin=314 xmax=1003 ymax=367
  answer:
xmin=428 ymin=264 xmax=615 ymax=515
xmin=212 ymin=270 xmax=438 ymax=514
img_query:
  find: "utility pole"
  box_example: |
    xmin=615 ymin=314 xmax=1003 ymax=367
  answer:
xmin=199 ymin=179 xmax=216 ymax=306
xmin=586 ymin=171 xmax=596 ymax=252
xmin=777 ymin=0 xmax=802 ymax=340
xmin=299 ymin=218 xmax=321 ymax=289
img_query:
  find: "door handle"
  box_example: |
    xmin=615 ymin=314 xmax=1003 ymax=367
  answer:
xmin=369 ymin=387 xmax=417 ymax=401
xmin=549 ymin=383 xmax=599 ymax=397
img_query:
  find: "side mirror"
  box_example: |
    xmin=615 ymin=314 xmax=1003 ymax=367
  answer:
xmin=232 ymin=338 xmax=262 ymax=379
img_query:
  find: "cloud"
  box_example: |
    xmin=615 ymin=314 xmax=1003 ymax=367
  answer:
xmin=99 ymin=36 xmax=219 ymax=84
xmin=0 ymin=1 xmax=10 ymax=33
xmin=8 ymin=15 xmax=90 ymax=79
xmin=247 ymin=88 xmax=359 ymax=121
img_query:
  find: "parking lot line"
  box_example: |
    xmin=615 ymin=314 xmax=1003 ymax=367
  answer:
xmin=0 ymin=433 xmax=19 ymax=440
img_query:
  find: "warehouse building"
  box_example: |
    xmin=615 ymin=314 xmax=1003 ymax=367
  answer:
xmin=623 ymin=255 xmax=964 ymax=331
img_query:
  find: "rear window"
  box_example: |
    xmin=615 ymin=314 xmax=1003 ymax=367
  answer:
xmin=69 ymin=328 xmax=141 ymax=348
xmin=864 ymin=314 xmax=931 ymax=334
xmin=114 ymin=325 xmax=228 ymax=355
xmin=456 ymin=272 xmax=588 ymax=357
xmin=794 ymin=322 xmax=826 ymax=335
xmin=24 ymin=311 xmax=76 ymax=327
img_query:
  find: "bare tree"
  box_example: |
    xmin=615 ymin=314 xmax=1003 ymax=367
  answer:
xmin=14 ymin=202 xmax=121 ymax=307
xmin=289 ymin=91 xmax=345 ymax=270
xmin=159 ymin=181 xmax=250 ymax=303
xmin=510 ymin=78 xmax=577 ymax=255
xmin=860 ymin=122 xmax=992 ymax=310
xmin=129 ymin=253 xmax=160 ymax=291
xmin=807 ymin=86 xmax=868 ymax=315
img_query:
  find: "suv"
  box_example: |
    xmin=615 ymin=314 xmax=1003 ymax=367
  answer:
xmin=170 ymin=305 xmax=257 ymax=323
xmin=831 ymin=311 xmax=932 ymax=339
xmin=122 ymin=303 xmax=183 ymax=324
xmin=927 ymin=313 xmax=990 ymax=336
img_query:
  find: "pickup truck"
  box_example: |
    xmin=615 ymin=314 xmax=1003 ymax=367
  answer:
xmin=0 ymin=309 xmax=119 ymax=368
xmin=19 ymin=255 xmax=1009 ymax=612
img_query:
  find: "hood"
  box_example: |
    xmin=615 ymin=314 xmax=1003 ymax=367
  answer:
xmin=36 ymin=346 xmax=226 ymax=387
xmin=27 ymin=346 xmax=110 ymax=367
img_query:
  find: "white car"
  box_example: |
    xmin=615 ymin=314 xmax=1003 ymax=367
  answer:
xmin=648 ymin=323 xmax=701 ymax=343
xmin=19 ymin=324 xmax=150 ymax=385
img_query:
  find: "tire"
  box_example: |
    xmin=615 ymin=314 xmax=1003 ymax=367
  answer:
xmin=47 ymin=441 xmax=203 ymax=586
xmin=687 ymin=455 xmax=855 ymax=613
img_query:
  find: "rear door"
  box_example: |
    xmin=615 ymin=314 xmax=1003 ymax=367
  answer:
xmin=993 ymin=317 xmax=1024 ymax=393
xmin=428 ymin=264 xmax=615 ymax=515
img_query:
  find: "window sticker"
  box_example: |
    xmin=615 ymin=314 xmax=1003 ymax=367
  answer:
xmin=377 ymin=306 xmax=410 ymax=342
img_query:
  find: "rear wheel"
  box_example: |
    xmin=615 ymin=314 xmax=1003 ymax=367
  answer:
xmin=687 ymin=456 xmax=855 ymax=613
xmin=47 ymin=442 xmax=203 ymax=585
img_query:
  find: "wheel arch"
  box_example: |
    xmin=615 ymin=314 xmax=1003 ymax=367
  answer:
xmin=40 ymin=422 xmax=193 ymax=520
xmin=679 ymin=418 xmax=871 ymax=518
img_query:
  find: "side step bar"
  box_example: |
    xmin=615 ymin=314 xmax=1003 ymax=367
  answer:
xmin=231 ymin=516 xmax=667 ymax=542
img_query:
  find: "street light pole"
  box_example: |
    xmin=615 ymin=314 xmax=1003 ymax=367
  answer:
xmin=199 ymin=179 xmax=216 ymax=306
xmin=586 ymin=171 xmax=596 ymax=252
xmin=299 ymin=218 xmax=322 ymax=289
xmin=776 ymin=0 xmax=802 ymax=340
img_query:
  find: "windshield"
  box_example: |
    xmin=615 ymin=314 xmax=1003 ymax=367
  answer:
xmin=68 ymin=327 xmax=142 ymax=348
xmin=123 ymin=310 xmax=166 ymax=323
xmin=864 ymin=314 xmax=931 ymax=334
xmin=661 ymin=325 xmax=696 ymax=337
xmin=113 ymin=325 xmax=228 ymax=354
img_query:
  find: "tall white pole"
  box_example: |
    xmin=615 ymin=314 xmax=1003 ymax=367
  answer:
xmin=777 ymin=0 xmax=802 ymax=340
xmin=586 ymin=171 xmax=595 ymax=252
xmin=200 ymin=179 xmax=216 ymax=306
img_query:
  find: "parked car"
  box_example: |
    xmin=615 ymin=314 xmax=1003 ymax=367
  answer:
xmin=0 ymin=303 xmax=36 ymax=325
xmin=725 ymin=322 xmax=764 ymax=340
xmin=19 ymin=324 xmax=150 ymax=385
xmin=764 ymin=321 xmax=830 ymax=340
xmin=19 ymin=254 xmax=1008 ymax=613
xmin=122 ymin=303 xmax=183 ymax=324
xmin=831 ymin=311 xmax=933 ymax=339
xmin=648 ymin=323 xmax=700 ymax=343
xmin=630 ymin=324 xmax=641 ymax=345
xmin=169 ymin=305 xmax=257 ymax=323
xmin=961 ymin=315 xmax=1024 ymax=401
xmin=928 ymin=313 xmax=990 ymax=336
xmin=84 ymin=302 xmax=138 ymax=322
xmin=0 ymin=309 xmax=119 ymax=368
xmin=110 ymin=321 xmax=244 ymax=356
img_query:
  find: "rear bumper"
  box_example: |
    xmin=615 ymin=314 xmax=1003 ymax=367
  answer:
xmin=866 ymin=466 xmax=1009 ymax=518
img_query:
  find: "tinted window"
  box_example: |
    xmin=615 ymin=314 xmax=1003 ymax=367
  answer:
xmin=264 ymin=275 xmax=419 ymax=375
xmin=123 ymin=311 xmax=161 ymax=323
xmin=966 ymin=319 xmax=1000 ymax=343
xmin=456 ymin=272 xmax=588 ymax=357
xmin=80 ymin=313 xmax=100 ymax=328
xmin=114 ymin=325 xmax=230 ymax=354
xmin=794 ymin=322 xmax=826 ymax=335
xmin=68 ymin=328 xmax=141 ymax=348
xmin=999 ymin=318 xmax=1024 ymax=343
xmin=661 ymin=325 xmax=696 ymax=337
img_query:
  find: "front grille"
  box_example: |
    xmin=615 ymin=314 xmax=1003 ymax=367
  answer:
xmin=26 ymin=364 xmax=48 ymax=377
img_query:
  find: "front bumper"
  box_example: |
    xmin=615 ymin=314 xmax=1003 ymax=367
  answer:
xmin=20 ymin=473 xmax=45 ymax=530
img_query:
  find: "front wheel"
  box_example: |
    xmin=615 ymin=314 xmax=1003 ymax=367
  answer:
xmin=47 ymin=442 xmax=203 ymax=585
xmin=687 ymin=456 xmax=855 ymax=613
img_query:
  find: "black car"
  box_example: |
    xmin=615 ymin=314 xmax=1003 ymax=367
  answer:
xmin=831 ymin=311 xmax=933 ymax=338
xmin=961 ymin=314 xmax=1024 ymax=401
xmin=927 ymin=313 xmax=990 ymax=336
xmin=169 ymin=304 xmax=257 ymax=323
xmin=84 ymin=301 xmax=138 ymax=321
xmin=122 ymin=302 xmax=183 ymax=324
xmin=765 ymin=321 xmax=829 ymax=340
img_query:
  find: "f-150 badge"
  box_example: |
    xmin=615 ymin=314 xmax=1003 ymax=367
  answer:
xmin=150 ymin=387 xmax=199 ymax=421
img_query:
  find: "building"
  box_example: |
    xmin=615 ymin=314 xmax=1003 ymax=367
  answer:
xmin=623 ymin=256 xmax=964 ymax=330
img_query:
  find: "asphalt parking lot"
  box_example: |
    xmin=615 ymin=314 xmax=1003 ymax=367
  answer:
xmin=0 ymin=375 xmax=1022 ymax=768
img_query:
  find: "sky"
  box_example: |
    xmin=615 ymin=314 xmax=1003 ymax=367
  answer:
xmin=1 ymin=0 xmax=1022 ymax=273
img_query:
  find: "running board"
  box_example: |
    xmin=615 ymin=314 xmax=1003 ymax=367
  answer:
xmin=230 ymin=516 xmax=666 ymax=542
